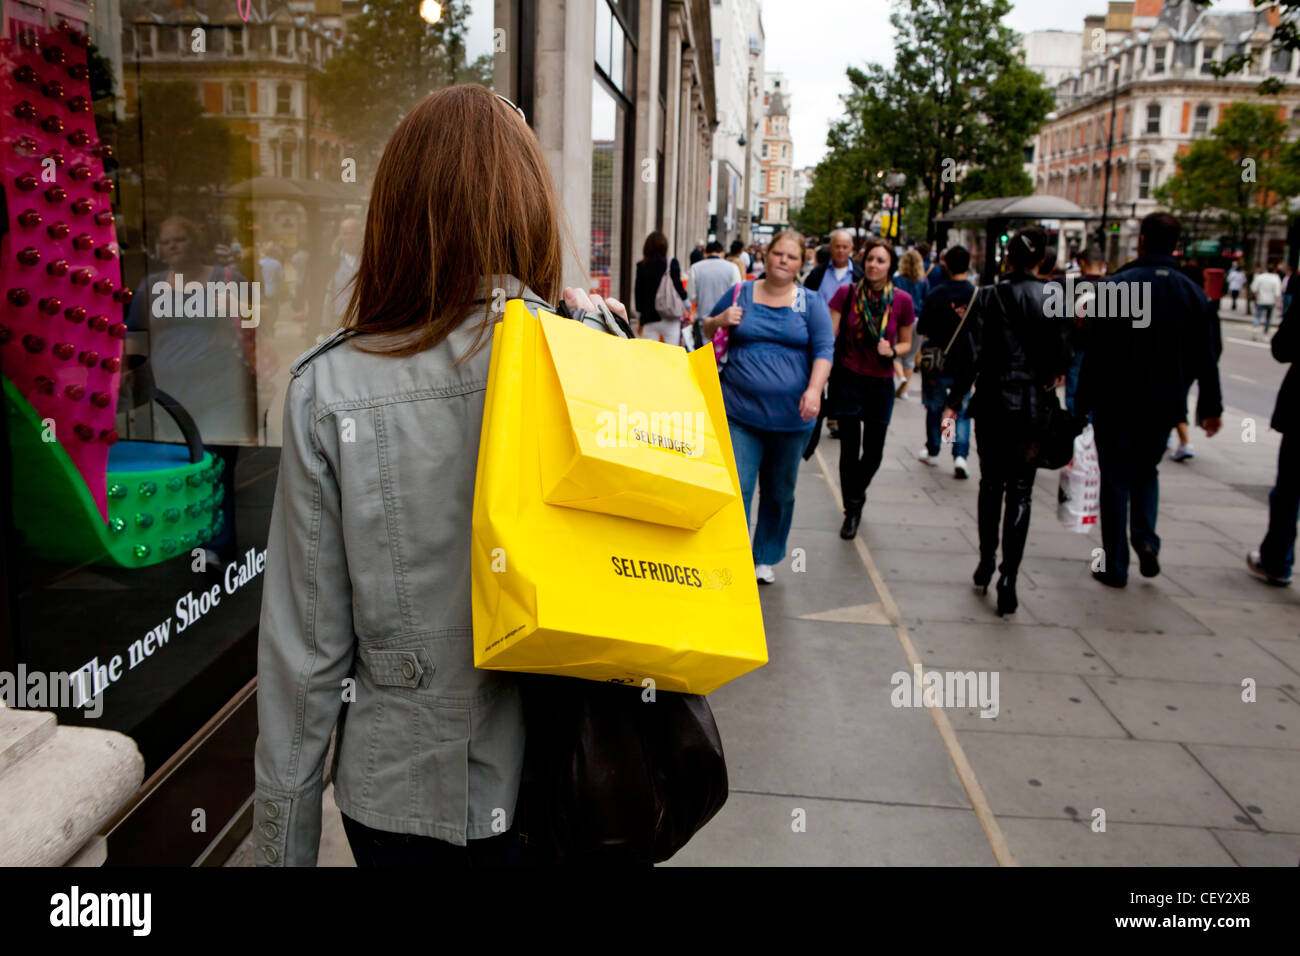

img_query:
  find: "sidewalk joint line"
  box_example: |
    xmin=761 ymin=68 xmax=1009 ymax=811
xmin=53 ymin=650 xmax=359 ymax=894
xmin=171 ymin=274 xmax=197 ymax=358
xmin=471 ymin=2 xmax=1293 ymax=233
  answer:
xmin=812 ymin=444 xmax=1018 ymax=867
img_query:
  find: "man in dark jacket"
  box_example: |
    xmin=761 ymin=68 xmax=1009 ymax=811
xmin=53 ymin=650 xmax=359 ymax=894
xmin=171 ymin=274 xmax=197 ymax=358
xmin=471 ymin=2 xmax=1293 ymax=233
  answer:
xmin=804 ymin=229 xmax=863 ymax=307
xmin=1247 ymin=295 xmax=1298 ymax=585
xmin=1076 ymin=213 xmax=1223 ymax=587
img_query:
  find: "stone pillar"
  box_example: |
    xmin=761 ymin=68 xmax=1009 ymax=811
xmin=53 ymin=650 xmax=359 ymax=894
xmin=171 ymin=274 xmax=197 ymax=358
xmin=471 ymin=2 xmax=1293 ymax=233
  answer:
xmin=661 ymin=11 xmax=683 ymax=257
xmin=0 ymin=705 xmax=143 ymax=866
xmin=630 ymin=0 xmax=664 ymax=257
xmin=534 ymin=0 xmax=596 ymax=291
xmin=676 ymin=50 xmax=695 ymax=259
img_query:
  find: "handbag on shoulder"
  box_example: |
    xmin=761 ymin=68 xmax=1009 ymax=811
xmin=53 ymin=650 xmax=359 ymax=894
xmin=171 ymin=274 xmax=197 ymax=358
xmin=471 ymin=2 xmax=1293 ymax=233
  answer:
xmin=916 ymin=284 xmax=979 ymax=375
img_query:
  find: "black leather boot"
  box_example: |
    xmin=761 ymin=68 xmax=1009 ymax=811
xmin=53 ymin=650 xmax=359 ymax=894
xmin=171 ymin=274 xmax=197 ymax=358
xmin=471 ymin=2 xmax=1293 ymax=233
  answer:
xmin=840 ymin=498 xmax=864 ymax=539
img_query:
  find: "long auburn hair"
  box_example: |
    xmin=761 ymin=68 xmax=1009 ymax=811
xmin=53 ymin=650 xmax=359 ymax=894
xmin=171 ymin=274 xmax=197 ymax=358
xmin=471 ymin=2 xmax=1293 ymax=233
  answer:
xmin=345 ymin=85 xmax=563 ymax=361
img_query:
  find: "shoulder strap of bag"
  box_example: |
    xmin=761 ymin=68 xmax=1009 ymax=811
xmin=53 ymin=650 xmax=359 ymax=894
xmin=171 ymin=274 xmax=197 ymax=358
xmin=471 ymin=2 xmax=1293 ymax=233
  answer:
xmin=939 ymin=284 xmax=980 ymax=358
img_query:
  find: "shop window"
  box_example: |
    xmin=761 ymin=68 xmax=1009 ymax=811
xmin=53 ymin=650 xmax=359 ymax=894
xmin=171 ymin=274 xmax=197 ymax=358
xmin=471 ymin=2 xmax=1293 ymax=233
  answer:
xmin=590 ymin=79 xmax=625 ymax=301
xmin=0 ymin=2 xmax=501 ymax=843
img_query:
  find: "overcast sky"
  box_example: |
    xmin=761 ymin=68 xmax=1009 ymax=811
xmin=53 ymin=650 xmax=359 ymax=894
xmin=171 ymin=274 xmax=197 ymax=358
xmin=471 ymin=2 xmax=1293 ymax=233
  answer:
xmin=763 ymin=0 xmax=1260 ymax=170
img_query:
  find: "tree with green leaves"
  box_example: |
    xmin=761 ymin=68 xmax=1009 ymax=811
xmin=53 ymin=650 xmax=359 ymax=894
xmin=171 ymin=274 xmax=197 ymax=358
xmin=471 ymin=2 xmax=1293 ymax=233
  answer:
xmin=314 ymin=0 xmax=491 ymax=182
xmin=833 ymin=0 xmax=1053 ymax=241
xmin=114 ymin=80 xmax=253 ymax=226
xmin=1155 ymin=102 xmax=1300 ymax=267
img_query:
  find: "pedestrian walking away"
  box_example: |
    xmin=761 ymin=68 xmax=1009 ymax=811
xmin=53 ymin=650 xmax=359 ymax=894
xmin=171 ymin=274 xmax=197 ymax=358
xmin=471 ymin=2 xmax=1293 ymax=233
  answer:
xmin=633 ymin=231 xmax=689 ymax=341
xmin=892 ymin=248 xmax=929 ymax=401
xmin=1251 ymin=263 xmax=1282 ymax=336
xmin=702 ymin=231 xmax=833 ymax=585
xmin=916 ymin=244 xmax=976 ymax=477
xmin=827 ymin=238 xmax=916 ymax=540
xmin=1247 ymin=292 xmax=1299 ymax=586
xmin=1227 ymin=261 xmax=1246 ymax=313
xmin=941 ymin=227 xmax=1072 ymax=616
xmin=1074 ymin=213 xmax=1223 ymax=589
xmin=687 ymin=241 xmax=742 ymax=332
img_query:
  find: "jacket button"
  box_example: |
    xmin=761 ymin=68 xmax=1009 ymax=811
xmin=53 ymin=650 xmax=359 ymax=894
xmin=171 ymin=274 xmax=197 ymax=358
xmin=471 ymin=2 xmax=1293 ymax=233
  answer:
xmin=401 ymin=660 xmax=416 ymax=681
xmin=261 ymin=821 xmax=279 ymax=839
xmin=265 ymin=801 xmax=280 ymax=819
xmin=262 ymin=845 xmax=279 ymax=863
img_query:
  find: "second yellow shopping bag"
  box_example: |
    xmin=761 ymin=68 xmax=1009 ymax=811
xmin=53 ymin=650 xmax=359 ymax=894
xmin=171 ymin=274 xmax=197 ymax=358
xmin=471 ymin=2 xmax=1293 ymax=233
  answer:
xmin=471 ymin=299 xmax=767 ymax=695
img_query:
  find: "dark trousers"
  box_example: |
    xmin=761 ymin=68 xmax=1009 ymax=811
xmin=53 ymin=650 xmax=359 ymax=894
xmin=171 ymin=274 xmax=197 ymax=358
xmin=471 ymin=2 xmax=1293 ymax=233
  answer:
xmin=974 ymin=418 xmax=1037 ymax=580
xmin=341 ymin=813 xmax=523 ymax=868
xmin=834 ymin=371 xmax=895 ymax=516
xmin=1260 ymin=430 xmax=1299 ymax=579
xmin=1093 ymin=418 xmax=1169 ymax=581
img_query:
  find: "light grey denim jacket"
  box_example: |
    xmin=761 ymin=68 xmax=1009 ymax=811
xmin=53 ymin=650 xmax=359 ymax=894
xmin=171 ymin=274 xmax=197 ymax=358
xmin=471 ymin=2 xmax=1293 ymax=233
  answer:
xmin=253 ymin=280 xmax=583 ymax=866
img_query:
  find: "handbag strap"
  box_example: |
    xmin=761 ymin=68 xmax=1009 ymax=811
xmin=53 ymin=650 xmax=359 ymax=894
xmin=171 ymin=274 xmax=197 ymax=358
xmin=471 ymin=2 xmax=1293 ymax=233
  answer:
xmin=939 ymin=284 xmax=980 ymax=358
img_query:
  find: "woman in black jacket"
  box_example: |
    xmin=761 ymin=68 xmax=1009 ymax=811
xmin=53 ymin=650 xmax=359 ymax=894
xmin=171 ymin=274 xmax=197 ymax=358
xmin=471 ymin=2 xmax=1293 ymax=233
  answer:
xmin=941 ymin=228 xmax=1073 ymax=615
xmin=633 ymin=231 xmax=688 ymax=334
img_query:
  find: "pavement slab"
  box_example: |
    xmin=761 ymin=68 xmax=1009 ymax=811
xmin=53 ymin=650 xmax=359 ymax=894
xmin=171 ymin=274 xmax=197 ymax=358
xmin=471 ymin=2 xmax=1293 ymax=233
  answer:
xmin=1210 ymin=829 xmax=1300 ymax=867
xmin=1081 ymin=629 xmax=1298 ymax=684
xmin=957 ymin=732 xmax=1250 ymax=829
xmin=1085 ymin=676 xmax=1300 ymax=748
xmin=662 ymin=792 xmax=997 ymax=867
xmin=996 ymin=818 xmax=1238 ymax=867
xmin=1188 ymin=744 xmax=1300 ymax=834
xmin=910 ymin=622 xmax=1117 ymax=677
xmin=945 ymin=671 xmax=1128 ymax=739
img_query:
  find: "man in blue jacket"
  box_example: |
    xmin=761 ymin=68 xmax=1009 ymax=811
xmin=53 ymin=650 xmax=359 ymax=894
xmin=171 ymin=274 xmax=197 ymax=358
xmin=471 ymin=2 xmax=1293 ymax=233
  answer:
xmin=1076 ymin=213 xmax=1223 ymax=587
xmin=1247 ymin=290 xmax=1298 ymax=586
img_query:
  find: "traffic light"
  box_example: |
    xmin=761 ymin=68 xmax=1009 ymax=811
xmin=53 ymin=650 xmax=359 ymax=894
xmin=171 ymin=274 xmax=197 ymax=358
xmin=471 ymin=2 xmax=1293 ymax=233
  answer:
xmin=999 ymin=232 xmax=1009 ymax=243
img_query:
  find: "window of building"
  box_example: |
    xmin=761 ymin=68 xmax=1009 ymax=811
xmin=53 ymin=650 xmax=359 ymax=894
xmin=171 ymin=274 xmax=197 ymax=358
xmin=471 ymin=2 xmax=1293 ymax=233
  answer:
xmin=279 ymin=138 xmax=296 ymax=178
xmin=1193 ymin=103 xmax=1211 ymax=135
xmin=229 ymin=27 xmax=245 ymax=56
xmin=762 ymin=143 xmax=768 ymax=158
xmin=1138 ymin=167 xmax=1152 ymax=199
xmin=276 ymin=84 xmax=292 ymax=116
xmin=229 ymin=83 xmax=246 ymax=114
xmin=1146 ymin=104 xmax=1161 ymax=135
xmin=275 ymin=27 xmax=290 ymax=57
xmin=1271 ymin=46 xmax=1292 ymax=73
xmin=713 ymin=38 xmax=720 ymax=66
xmin=1153 ymin=45 xmax=1166 ymax=74
xmin=1200 ymin=44 xmax=1217 ymax=74
xmin=158 ymin=25 xmax=177 ymax=54
xmin=594 ymin=0 xmax=628 ymax=93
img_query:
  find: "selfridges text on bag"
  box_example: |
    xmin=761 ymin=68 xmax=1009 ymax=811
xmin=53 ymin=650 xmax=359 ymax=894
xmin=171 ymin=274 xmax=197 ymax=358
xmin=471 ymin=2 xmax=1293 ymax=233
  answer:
xmin=471 ymin=299 xmax=768 ymax=695
xmin=1058 ymin=424 xmax=1100 ymax=534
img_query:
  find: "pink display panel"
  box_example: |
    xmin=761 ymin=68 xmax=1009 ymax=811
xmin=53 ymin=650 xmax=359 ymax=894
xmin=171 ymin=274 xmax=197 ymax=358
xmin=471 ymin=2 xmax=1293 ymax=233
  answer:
xmin=1 ymin=16 xmax=125 ymax=520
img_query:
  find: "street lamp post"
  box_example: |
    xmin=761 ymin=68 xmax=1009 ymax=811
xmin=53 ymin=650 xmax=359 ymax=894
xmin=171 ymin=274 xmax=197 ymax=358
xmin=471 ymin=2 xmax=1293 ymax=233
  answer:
xmin=740 ymin=56 xmax=758 ymax=246
xmin=1097 ymin=67 xmax=1120 ymax=258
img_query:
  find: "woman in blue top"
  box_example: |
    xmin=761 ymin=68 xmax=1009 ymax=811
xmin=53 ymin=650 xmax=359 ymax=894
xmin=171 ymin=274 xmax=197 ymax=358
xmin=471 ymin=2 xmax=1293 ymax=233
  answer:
xmin=702 ymin=231 xmax=834 ymax=585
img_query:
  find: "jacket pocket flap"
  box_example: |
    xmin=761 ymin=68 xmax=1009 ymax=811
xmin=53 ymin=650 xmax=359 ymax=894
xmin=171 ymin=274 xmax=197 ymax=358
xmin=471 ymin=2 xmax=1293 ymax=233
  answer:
xmin=363 ymin=649 xmax=433 ymax=688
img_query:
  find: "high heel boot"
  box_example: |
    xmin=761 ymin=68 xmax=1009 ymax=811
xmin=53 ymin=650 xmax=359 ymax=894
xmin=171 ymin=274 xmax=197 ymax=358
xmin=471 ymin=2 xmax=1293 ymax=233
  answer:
xmin=973 ymin=556 xmax=997 ymax=593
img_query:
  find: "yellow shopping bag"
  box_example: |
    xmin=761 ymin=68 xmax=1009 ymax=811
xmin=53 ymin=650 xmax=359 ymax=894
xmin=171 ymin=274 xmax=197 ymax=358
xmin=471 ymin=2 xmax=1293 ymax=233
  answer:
xmin=471 ymin=300 xmax=767 ymax=695
xmin=538 ymin=312 xmax=734 ymax=530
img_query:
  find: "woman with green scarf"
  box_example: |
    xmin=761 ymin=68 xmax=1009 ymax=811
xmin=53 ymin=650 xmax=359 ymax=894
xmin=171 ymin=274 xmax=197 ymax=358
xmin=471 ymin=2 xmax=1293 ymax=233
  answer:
xmin=827 ymin=239 xmax=916 ymax=540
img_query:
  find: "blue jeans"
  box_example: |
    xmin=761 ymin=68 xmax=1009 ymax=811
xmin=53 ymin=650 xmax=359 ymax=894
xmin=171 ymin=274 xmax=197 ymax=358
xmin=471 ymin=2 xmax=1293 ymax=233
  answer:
xmin=728 ymin=418 xmax=814 ymax=566
xmin=1260 ymin=430 xmax=1299 ymax=579
xmin=1093 ymin=418 xmax=1168 ymax=581
xmin=921 ymin=374 xmax=970 ymax=458
xmin=1254 ymin=304 xmax=1275 ymax=333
